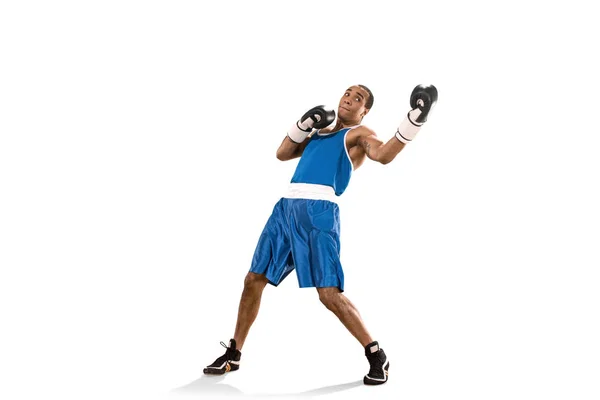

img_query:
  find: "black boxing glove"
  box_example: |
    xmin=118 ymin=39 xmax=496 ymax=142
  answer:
xmin=301 ymin=105 xmax=336 ymax=129
xmin=288 ymin=105 xmax=336 ymax=143
xmin=395 ymin=84 xmax=438 ymax=144
xmin=409 ymin=84 xmax=438 ymax=124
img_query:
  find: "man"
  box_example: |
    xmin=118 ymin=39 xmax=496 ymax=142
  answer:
xmin=203 ymin=84 xmax=438 ymax=385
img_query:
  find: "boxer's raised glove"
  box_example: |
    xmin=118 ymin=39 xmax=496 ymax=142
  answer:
xmin=288 ymin=105 xmax=336 ymax=143
xmin=395 ymin=84 xmax=438 ymax=144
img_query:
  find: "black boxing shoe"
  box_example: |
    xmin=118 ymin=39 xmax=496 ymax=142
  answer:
xmin=363 ymin=341 xmax=389 ymax=385
xmin=203 ymin=339 xmax=241 ymax=375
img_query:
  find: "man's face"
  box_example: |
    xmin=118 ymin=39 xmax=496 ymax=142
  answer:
xmin=338 ymin=86 xmax=369 ymax=121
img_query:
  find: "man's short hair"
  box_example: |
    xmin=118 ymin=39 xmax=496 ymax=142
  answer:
xmin=358 ymin=84 xmax=374 ymax=109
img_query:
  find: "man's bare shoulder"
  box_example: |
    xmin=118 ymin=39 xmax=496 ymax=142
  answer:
xmin=346 ymin=125 xmax=377 ymax=148
xmin=349 ymin=125 xmax=377 ymax=138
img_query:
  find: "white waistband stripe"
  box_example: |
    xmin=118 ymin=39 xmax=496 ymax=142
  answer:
xmin=283 ymin=183 xmax=338 ymax=203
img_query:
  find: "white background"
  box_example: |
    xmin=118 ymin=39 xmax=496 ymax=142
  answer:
xmin=1 ymin=1 xmax=599 ymax=399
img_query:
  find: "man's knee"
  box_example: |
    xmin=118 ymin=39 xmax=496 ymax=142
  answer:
xmin=317 ymin=287 xmax=341 ymax=310
xmin=244 ymin=272 xmax=268 ymax=289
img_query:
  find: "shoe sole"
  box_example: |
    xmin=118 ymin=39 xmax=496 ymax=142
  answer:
xmin=363 ymin=360 xmax=389 ymax=385
xmin=203 ymin=362 xmax=239 ymax=375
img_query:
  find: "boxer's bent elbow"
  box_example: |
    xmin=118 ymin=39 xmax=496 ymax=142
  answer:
xmin=379 ymin=154 xmax=394 ymax=165
xmin=276 ymin=150 xmax=294 ymax=161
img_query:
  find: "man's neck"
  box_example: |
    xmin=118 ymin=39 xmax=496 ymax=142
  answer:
xmin=333 ymin=118 xmax=361 ymax=131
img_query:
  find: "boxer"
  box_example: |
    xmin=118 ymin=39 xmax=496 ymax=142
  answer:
xmin=204 ymin=84 xmax=438 ymax=385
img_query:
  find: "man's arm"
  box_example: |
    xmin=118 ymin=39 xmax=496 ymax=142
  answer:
xmin=359 ymin=84 xmax=438 ymax=165
xmin=358 ymin=132 xmax=406 ymax=165
xmin=276 ymin=136 xmax=311 ymax=161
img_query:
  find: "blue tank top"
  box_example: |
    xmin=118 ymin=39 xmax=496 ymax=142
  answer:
xmin=290 ymin=127 xmax=355 ymax=196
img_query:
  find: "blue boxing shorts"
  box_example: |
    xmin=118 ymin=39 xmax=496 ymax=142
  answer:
xmin=249 ymin=183 xmax=344 ymax=292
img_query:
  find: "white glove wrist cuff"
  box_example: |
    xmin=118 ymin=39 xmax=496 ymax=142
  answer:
xmin=395 ymin=113 xmax=422 ymax=144
xmin=288 ymin=122 xmax=312 ymax=143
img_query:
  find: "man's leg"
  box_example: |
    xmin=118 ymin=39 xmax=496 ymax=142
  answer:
xmin=204 ymin=272 xmax=268 ymax=375
xmin=233 ymin=272 xmax=269 ymax=350
xmin=316 ymin=287 xmax=373 ymax=346
xmin=317 ymin=287 xmax=389 ymax=385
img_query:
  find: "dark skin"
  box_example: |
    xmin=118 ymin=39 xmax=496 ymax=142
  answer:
xmin=234 ymin=86 xmax=407 ymax=350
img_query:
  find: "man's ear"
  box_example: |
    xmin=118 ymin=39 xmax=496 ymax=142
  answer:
xmin=361 ymin=108 xmax=370 ymax=118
